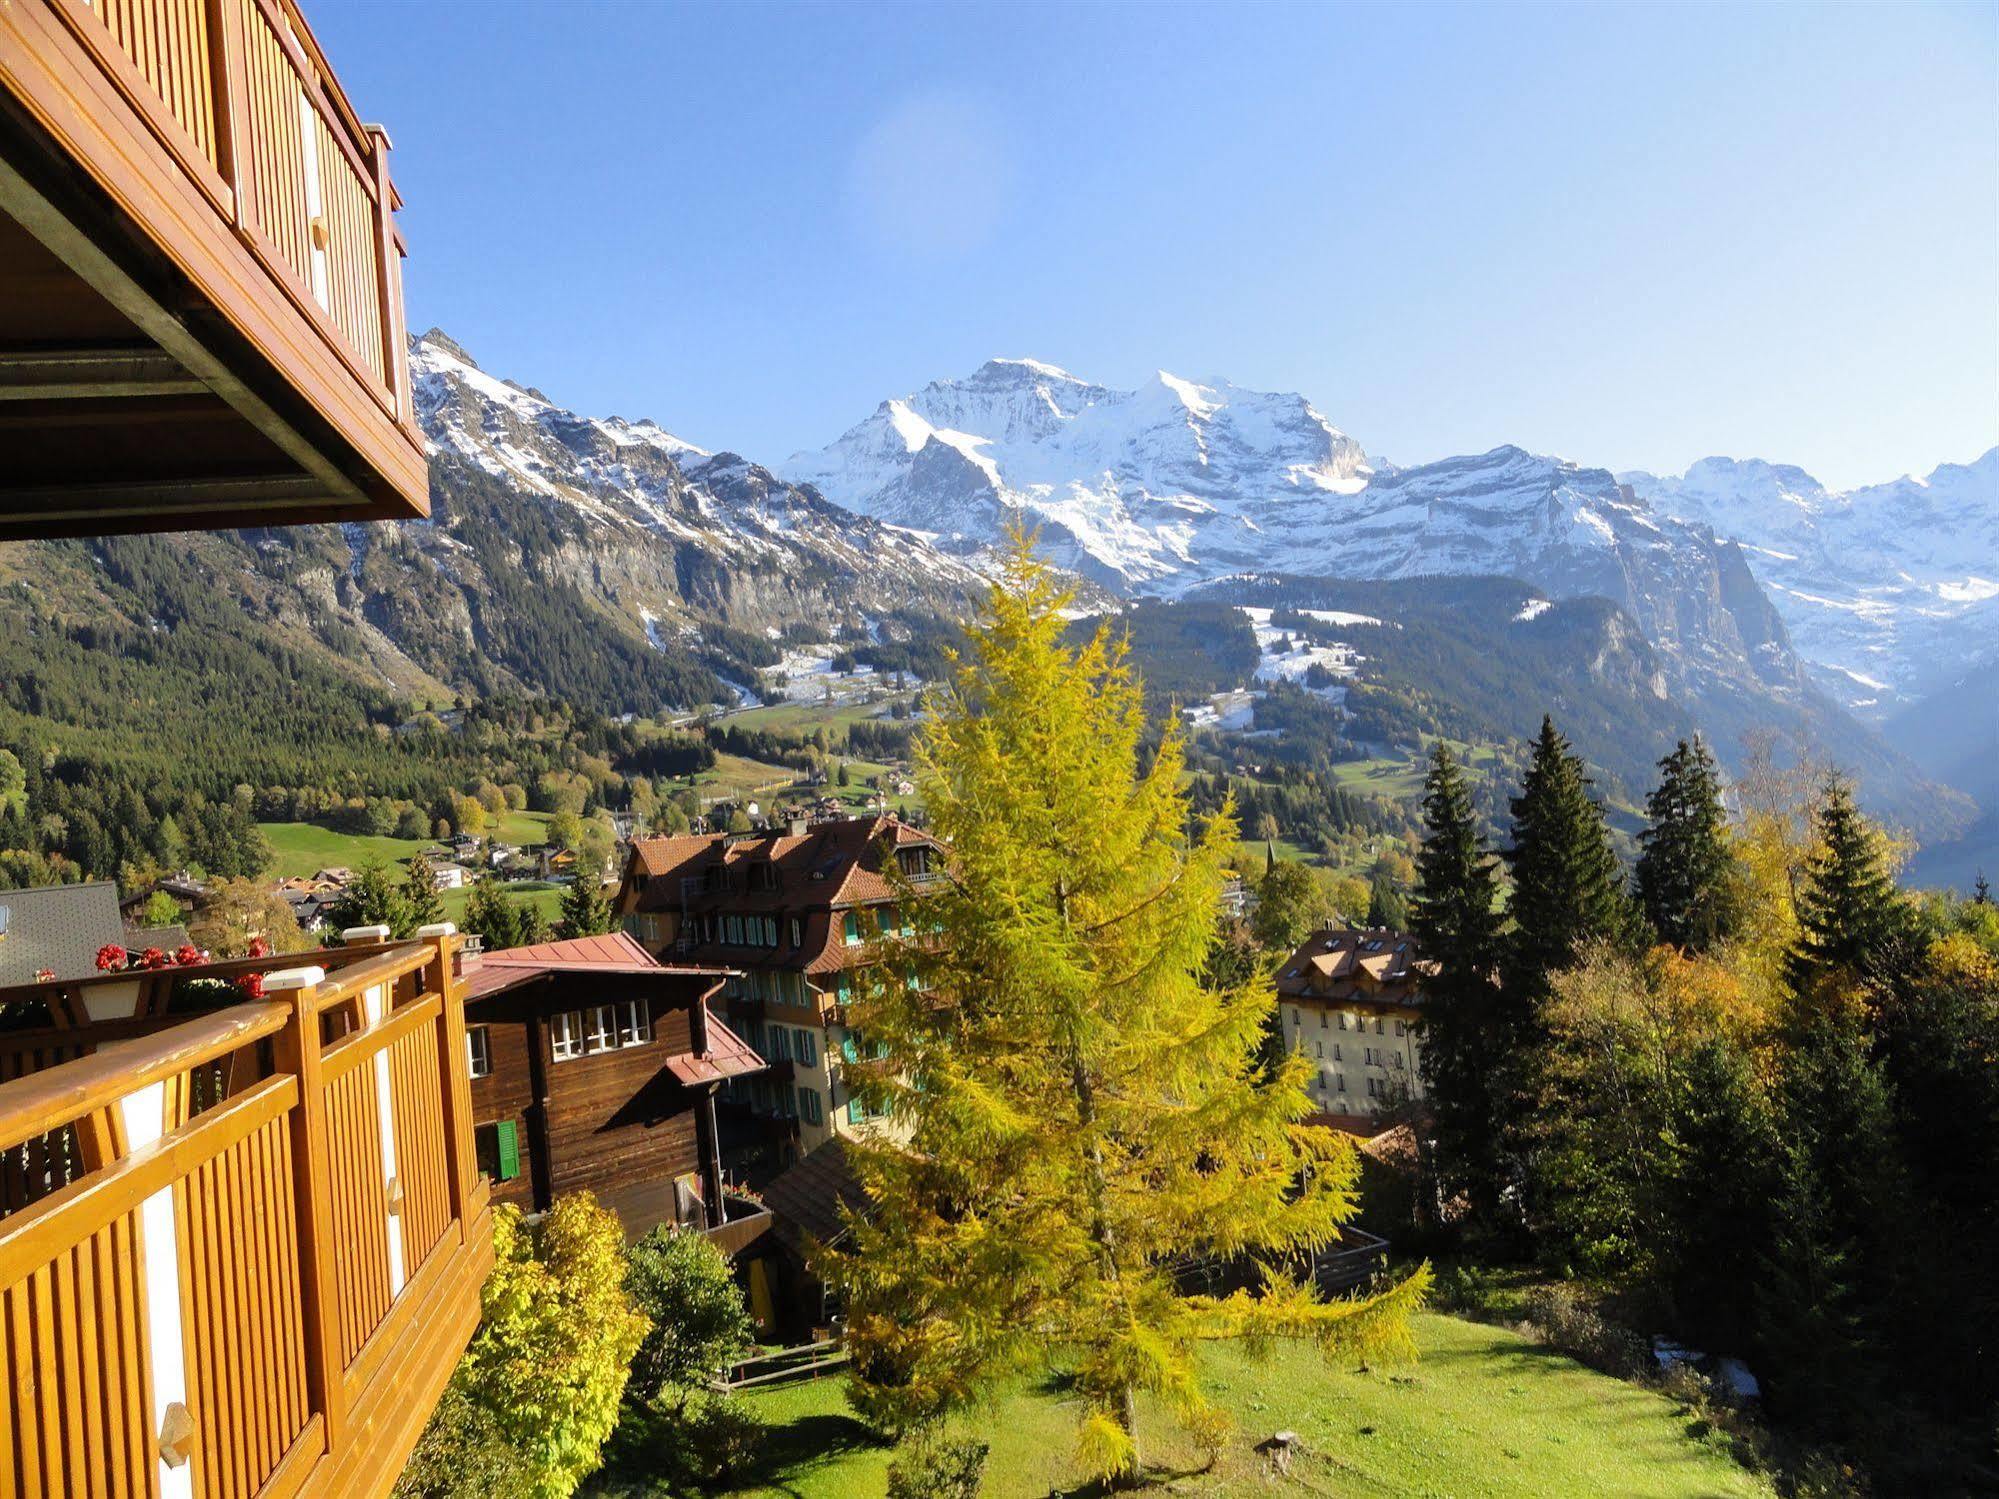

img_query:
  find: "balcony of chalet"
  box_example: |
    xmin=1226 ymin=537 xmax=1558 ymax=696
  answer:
xmin=0 ymin=0 xmax=427 ymax=539
xmin=0 ymin=932 xmax=493 ymax=1497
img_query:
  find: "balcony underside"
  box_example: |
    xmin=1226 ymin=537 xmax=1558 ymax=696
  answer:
xmin=0 ymin=0 xmax=428 ymax=540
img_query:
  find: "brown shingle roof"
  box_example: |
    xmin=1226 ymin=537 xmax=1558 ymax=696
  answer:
xmin=1274 ymin=928 xmax=1433 ymax=1010
xmin=761 ymin=1137 xmax=866 ymax=1255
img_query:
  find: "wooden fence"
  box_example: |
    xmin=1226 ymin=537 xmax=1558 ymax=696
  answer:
xmin=0 ymin=937 xmax=491 ymax=1497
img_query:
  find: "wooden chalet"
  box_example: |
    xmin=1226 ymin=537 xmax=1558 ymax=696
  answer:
xmin=614 ymin=815 xmax=943 ymax=1170
xmin=0 ymin=7 xmax=485 ymax=1493
xmin=459 ymin=932 xmax=769 ymax=1248
xmin=1273 ymin=927 xmax=1434 ymax=1132
xmin=0 ymin=0 xmax=427 ymax=538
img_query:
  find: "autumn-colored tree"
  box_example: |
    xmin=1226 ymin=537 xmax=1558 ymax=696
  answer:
xmin=825 ymin=536 xmax=1426 ymax=1486
xmin=447 ymin=1197 xmax=647 ymax=1498
xmin=188 ymin=877 xmax=307 ymax=955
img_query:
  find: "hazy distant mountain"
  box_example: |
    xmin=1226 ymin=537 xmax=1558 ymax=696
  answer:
xmin=1621 ymin=450 xmax=1999 ymax=719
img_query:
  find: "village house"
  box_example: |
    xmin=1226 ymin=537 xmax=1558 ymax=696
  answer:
xmin=460 ymin=932 xmax=769 ymax=1243
xmin=1273 ymin=928 xmax=1434 ymax=1131
xmin=432 ymin=861 xmax=473 ymax=891
xmin=613 ymin=814 xmax=944 ymax=1170
xmin=0 ymin=880 xmax=190 ymax=985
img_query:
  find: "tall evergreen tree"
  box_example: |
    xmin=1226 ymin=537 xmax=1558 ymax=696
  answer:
xmin=1787 ymin=776 xmax=1908 ymax=989
xmin=1635 ymin=737 xmax=1740 ymax=952
xmin=403 ymin=854 xmax=445 ymax=932
xmin=1505 ymin=716 xmax=1632 ymax=1002
xmin=1408 ymin=743 xmax=1509 ymax=1235
xmin=828 ymin=536 xmax=1426 ymax=1485
xmin=560 ymin=874 xmax=614 ymax=940
xmin=328 ymin=862 xmax=413 ymax=938
xmin=463 ymin=878 xmax=523 ymax=952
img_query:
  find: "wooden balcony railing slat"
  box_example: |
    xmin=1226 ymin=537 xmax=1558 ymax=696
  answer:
xmin=0 ymin=1004 xmax=288 ymax=1157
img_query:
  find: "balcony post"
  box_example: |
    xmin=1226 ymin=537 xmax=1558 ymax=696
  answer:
xmin=264 ymin=966 xmax=347 ymax=1449
xmin=365 ymin=124 xmax=411 ymax=423
xmin=418 ymin=925 xmax=475 ymax=1240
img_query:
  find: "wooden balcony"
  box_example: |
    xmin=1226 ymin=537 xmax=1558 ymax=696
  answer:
xmin=0 ymin=935 xmax=492 ymax=1497
xmin=0 ymin=0 xmax=427 ymax=540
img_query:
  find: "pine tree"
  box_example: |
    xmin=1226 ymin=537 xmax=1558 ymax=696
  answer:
xmin=464 ymin=878 xmax=523 ymax=952
xmin=560 ymin=873 xmax=614 ymax=940
xmin=1408 ymin=743 xmax=1508 ymax=1235
xmin=403 ymin=854 xmax=445 ymax=932
xmin=1787 ymin=776 xmax=1908 ymax=989
xmin=1505 ymin=716 xmax=1632 ymax=1003
xmin=827 ymin=536 xmax=1427 ymax=1485
xmin=1635 ymin=737 xmax=1740 ymax=952
xmin=328 ymin=862 xmax=413 ymax=938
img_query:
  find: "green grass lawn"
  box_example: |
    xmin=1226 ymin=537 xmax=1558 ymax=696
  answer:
xmin=595 ymin=1314 xmax=1768 ymax=1498
xmin=439 ymin=880 xmax=562 ymax=929
xmin=260 ymin=813 xmax=554 ymax=879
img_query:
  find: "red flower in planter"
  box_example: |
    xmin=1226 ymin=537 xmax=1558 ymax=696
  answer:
xmin=238 ymin=972 xmax=266 ymax=1001
xmin=95 ymin=944 xmax=127 ymax=972
xmin=247 ymin=936 xmax=271 ymax=959
xmin=33 ymin=968 xmax=56 ymax=984
xmin=174 ymin=945 xmax=203 ymax=967
xmin=139 ymin=947 xmax=168 ymax=970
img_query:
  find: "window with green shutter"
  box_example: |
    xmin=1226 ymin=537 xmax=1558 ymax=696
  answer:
xmin=847 ymin=1096 xmax=864 ymax=1125
xmin=495 ymin=1120 xmax=520 ymax=1181
xmin=843 ymin=911 xmax=861 ymax=945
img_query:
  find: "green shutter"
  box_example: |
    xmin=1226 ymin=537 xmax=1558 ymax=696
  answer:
xmin=847 ymin=1096 xmax=864 ymax=1125
xmin=495 ymin=1120 xmax=520 ymax=1182
xmin=843 ymin=912 xmax=860 ymax=944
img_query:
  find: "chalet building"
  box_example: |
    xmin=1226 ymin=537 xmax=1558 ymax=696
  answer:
xmin=614 ymin=814 xmax=943 ymax=1167
xmin=460 ymin=932 xmax=768 ymax=1239
xmin=0 ymin=4 xmax=492 ymax=1490
xmin=1273 ymin=928 xmax=1434 ymax=1132
xmin=0 ymin=878 xmax=189 ymax=985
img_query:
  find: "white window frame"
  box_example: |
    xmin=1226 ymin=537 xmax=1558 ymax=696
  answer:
xmin=466 ymin=1025 xmax=493 ymax=1079
xmin=585 ymin=1004 xmax=616 ymax=1054
xmin=551 ymin=1011 xmax=582 ymax=1062
xmin=618 ymin=999 xmax=652 ymax=1048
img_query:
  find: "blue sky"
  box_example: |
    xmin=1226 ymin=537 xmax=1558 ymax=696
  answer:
xmin=314 ymin=1 xmax=1997 ymax=489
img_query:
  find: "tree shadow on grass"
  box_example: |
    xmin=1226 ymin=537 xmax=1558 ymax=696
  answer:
xmin=747 ymin=1410 xmax=889 ymax=1488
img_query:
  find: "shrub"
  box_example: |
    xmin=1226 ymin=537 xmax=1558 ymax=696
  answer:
xmin=676 ymin=1394 xmax=766 ymax=1490
xmin=885 ymin=1431 xmax=989 ymax=1499
xmin=623 ymin=1226 xmax=754 ymax=1409
xmin=1520 ymin=1283 xmax=1647 ymax=1380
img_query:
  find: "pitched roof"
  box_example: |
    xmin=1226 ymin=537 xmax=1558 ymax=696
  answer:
xmin=663 ymin=1013 xmax=765 ymax=1086
xmin=461 ymin=930 xmax=732 ymax=1001
xmin=0 ymin=880 xmax=126 ymax=985
xmin=1274 ymin=928 xmax=1433 ymax=1009
xmin=627 ymin=816 xmax=937 ymax=912
xmin=761 ymin=1137 xmax=866 ymax=1256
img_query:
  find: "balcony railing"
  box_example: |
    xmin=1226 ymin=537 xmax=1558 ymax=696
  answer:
xmin=0 ymin=936 xmax=491 ymax=1497
xmin=0 ymin=0 xmax=428 ymax=532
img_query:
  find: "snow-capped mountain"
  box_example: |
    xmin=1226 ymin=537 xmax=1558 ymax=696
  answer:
xmin=787 ymin=358 xmax=1372 ymax=588
xmin=1621 ymin=451 xmax=1999 ymax=716
xmin=787 ymin=363 xmax=1799 ymax=699
xmin=409 ymin=330 xmax=979 ymax=623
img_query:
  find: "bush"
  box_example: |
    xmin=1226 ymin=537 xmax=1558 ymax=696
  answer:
xmin=393 ymin=1385 xmax=531 ymax=1499
xmin=885 ymin=1431 xmax=989 ymax=1499
xmin=677 ymin=1394 xmax=766 ymax=1490
xmin=623 ymin=1227 xmax=754 ymax=1409
xmin=1520 ymin=1283 xmax=1647 ymax=1380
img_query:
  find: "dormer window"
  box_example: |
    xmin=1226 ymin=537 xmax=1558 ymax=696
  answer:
xmin=897 ymin=846 xmax=933 ymax=878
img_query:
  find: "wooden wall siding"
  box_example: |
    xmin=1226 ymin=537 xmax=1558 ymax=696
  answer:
xmin=85 ymin=0 xmax=218 ymax=168
xmin=175 ymin=1096 xmax=310 ymax=1499
xmin=386 ymin=1016 xmax=449 ymax=1275
xmin=0 ymin=1211 xmax=160 ymax=1499
xmin=319 ymin=1047 xmax=391 ymax=1367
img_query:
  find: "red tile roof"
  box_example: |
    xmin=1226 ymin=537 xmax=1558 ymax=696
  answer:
xmin=462 ymin=929 xmax=732 ymax=1001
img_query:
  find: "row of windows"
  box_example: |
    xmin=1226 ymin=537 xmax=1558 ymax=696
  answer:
xmin=1309 ymin=1074 xmax=1398 ymax=1100
xmin=1302 ymin=1008 xmax=1407 ymax=1036
xmin=758 ymin=1021 xmax=819 ymax=1068
xmin=1303 ymin=1039 xmax=1407 ymax=1069
xmin=551 ymin=1001 xmax=653 ymax=1061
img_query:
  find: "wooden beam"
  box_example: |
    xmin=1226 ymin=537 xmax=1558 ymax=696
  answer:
xmin=0 ymin=344 xmax=206 ymax=399
xmin=0 ymin=473 xmax=328 ymax=520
